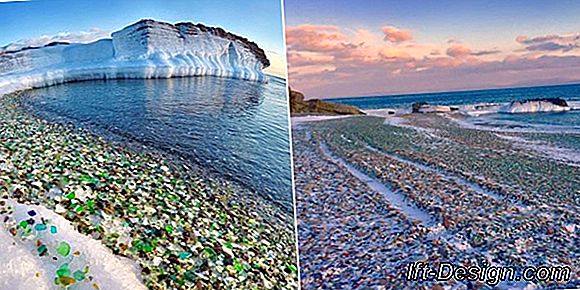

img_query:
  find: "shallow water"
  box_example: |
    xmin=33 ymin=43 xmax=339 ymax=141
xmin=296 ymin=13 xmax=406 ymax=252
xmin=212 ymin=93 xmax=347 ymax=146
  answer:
xmin=470 ymin=110 xmax=580 ymax=130
xmin=22 ymin=76 xmax=293 ymax=210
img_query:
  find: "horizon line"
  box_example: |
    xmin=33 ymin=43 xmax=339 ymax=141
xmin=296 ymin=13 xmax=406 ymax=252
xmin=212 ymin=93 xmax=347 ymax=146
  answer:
xmin=313 ymin=81 xmax=580 ymax=100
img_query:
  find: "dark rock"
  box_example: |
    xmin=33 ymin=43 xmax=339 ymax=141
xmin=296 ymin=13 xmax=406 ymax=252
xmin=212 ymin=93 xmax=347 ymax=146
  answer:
xmin=412 ymin=101 xmax=455 ymax=113
xmin=511 ymin=97 xmax=568 ymax=107
xmin=412 ymin=102 xmax=428 ymax=113
xmin=289 ymin=88 xmax=365 ymax=116
xmin=45 ymin=41 xmax=70 ymax=47
xmin=1 ymin=41 xmax=71 ymax=55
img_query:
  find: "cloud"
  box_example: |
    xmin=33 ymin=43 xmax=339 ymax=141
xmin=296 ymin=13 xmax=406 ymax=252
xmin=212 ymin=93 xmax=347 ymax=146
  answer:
xmin=1 ymin=28 xmax=111 ymax=52
xmin=286 ymin=24 xmax=351 ymax=52
xmin=285 ymin=24 xmax=379 ymax=72
xmin=471 ymin=49 xmax=501 ymax=56
xmin=0 ymin=0 xmax=30 ymax=2
xmin=293 ymin=53 xmax=580 ymax=98
xmin=286 ymin=24 xmax=418 ymax=65
xmin=430 ymin=50 xmax=442 ymax=56
xmin=446 ymin=43 xmax=500 ymax=58
xmin=378 ymin=47 xmax=412 ymax=59
xmin=287 ymin=23 xmax=580 ymax=98
xmin=287 ymin=51 xmax=335 ymax=67
xmin=446 ymin=44 xmax=472 ymax=58
xmin=526 ymin=42 xmax=578 ymax=52
xmin=516 ymin=33 xmax=580 ymax=52
xmin=381 ymin=25 xmax=413 ymax=43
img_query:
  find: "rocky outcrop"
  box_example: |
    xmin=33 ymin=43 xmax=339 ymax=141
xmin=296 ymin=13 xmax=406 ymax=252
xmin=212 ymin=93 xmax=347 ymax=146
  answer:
xmin=0 ymin=19 xmax=270 ymax=95
xmin=289 ymin=88 xmax=365 ymax=116
xmin=117 ymin=19 xmax=269 ymax=67
xmin=175 ymin=21 xmax=269 ymax=68
xmin=500 ymin=98 xmax=570 ymax=113
xmin=412 ymin=102 xmax=458 ymax=113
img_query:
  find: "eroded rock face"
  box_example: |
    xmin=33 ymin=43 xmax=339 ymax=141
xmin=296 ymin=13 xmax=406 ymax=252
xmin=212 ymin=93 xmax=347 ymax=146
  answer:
xmin=289 ymin=89 xmax=307 ymax=114
xmin=113 ymin=19 xmax=269 ymax=68
xmin=289 ymin=88 xmax=365 ymax=116
xmin=175 ymin=21 xmax=269 ymax=68
xmin=0 ymin=19 xmax=270 ymax=95
xmin=500 ymin=98 xmax=570 ymax=113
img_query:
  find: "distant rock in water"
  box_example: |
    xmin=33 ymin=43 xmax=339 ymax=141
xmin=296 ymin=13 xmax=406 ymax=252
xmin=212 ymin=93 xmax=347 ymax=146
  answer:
xmin=412 ymin=102 xmax=458 ymax=113
xmin=411 ymin=102 xmax=428 ymax=113
xmin=0 ymin=19 xmax=270 ymax=95
xmin=500 ymin=98 xmax=570 ymax=113
xmin=289 ymin=88 xmax=365 ymax=116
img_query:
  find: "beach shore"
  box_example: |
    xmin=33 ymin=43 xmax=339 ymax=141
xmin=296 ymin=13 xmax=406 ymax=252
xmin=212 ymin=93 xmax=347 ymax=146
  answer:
xmin=293 ymin=111 xmax=579 ymax=289
xmin=0 ymin=91 xmax=298 ymax=289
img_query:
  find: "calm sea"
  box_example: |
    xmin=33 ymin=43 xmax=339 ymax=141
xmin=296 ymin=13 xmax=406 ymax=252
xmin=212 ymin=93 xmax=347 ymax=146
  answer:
xmin=330 ymin=83 xmax=580 ymax=110
xmin=22 ymin=76 xmax=293 ymax=210
xmin=330 ymin=83 xmax=580 ymax=128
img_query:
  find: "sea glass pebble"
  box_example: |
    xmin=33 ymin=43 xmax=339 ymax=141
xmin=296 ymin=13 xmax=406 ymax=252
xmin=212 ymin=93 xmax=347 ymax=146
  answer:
xmin=179 ymin=251 xmax=192 ymax=259
xmin=57 ymin=242 xmax=71 ymax=257
xmin=56 ymin=264 xmax=71 ymax=277
xmin=73 ymin=270 xmax=86 ymax=281
xmin=35 ymin=224 xmax=47 ymax=231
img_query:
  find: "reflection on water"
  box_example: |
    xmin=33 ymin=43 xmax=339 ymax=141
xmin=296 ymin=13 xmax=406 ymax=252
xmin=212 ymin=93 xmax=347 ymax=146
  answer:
xmin=23 ymin=76 xmax=293 ymax=210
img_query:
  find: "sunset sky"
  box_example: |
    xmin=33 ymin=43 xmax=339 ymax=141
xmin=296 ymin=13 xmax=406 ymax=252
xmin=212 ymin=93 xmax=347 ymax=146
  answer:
xmin=284 ymin=0 xmax=580 ymax=98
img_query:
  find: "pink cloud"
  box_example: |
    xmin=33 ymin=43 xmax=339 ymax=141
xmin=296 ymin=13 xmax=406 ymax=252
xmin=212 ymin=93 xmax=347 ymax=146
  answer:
xmin=446 ymin=43 xmax=500 ymax=58
xmin=446 ymin=44 xmax=472 ymax=58
xmin=287 ymin=51 xmax=335 ymax=67
xmin=515 ymin=35 xmax=529 ymax=43
xmin=381 ymin=25 xmax=413 ymax=43
xmin=287 ymin=24 xmax=579 ymax=98
xmin=293 ymin=54 xmax=580 ymax=98
xmin=285 ymin=24 xmax=351 ymax=52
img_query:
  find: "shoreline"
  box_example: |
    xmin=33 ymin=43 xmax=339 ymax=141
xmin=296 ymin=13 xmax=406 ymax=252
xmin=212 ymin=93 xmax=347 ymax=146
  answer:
xmin=18 ymin=85 xmax=294 ymax=213
xmin=293 ymin=114 xmax=579 ymax=289
xmin=292 ymin=99 xmax=580 ymax=121
xmin=292 ymin=99 xmax=580 ymax=136
xmin=0 ymin=91 xmax=298 ymax=289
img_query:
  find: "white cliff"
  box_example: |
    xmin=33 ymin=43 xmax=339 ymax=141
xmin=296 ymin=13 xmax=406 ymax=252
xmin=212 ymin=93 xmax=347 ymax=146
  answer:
xmin=0 ymin=19 xmax=270 ymax=95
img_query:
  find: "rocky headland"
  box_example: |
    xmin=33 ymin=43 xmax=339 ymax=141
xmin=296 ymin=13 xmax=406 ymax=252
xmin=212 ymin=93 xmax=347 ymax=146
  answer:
xmin=289 ymin=88 xmax=365 ymax=116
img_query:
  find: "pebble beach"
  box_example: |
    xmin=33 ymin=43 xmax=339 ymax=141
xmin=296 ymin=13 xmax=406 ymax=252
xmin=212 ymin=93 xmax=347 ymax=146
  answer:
xmin=293 ymin=113 xmax=579 ymax=289
xmin=0 ymin=91 xmax=298 ymax=289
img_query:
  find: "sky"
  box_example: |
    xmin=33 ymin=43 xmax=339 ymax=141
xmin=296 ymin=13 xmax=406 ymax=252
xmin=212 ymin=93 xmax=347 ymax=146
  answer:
xmin=0 ymin=0 xmax=287 ymax=77
xmin=284 ymin=0 xmax=580 ymax=98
